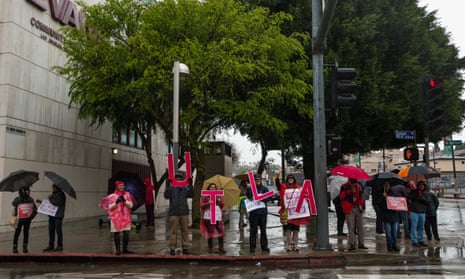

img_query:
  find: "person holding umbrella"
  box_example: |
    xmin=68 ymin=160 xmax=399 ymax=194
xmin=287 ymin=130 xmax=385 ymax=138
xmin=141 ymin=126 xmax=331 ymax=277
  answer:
xmin=11 ymin=186 xmax=37 ymax=253
xmin=38 ymin=184 xmax=66 ymax=252
xmin=339 ymin=178 xmax=368 ymax=251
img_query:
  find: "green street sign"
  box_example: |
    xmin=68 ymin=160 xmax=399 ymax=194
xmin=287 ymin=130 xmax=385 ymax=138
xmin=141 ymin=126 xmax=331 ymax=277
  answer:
xmin=446 ymin=140 xmax=462 ymax=146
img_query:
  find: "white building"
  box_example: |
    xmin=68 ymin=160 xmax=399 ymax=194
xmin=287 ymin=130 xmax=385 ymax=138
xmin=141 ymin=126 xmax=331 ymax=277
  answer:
xmin=0 ymin=0 xmax=168 ymax=231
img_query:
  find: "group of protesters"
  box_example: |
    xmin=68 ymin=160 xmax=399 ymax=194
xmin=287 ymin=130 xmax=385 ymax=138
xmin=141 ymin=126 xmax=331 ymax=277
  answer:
xmin=333 ymin=175 xmax=440 ymax=252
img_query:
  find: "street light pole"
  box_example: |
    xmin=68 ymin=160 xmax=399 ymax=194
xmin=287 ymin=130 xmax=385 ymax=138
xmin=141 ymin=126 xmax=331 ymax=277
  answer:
xmin=172 ymin=61 xmax=189 ymax=174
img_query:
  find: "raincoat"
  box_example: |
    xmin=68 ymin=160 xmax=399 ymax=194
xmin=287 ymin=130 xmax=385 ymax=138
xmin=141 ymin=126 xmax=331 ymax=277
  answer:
xmin=99 ymin=188 xmax=133 ymax=232
xmin=200 ymin=195 xmax=225 ymax=239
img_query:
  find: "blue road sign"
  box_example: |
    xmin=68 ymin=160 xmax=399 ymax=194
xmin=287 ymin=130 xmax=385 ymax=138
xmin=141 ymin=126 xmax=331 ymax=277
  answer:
xmin=395 ymin=130 xmax=415 ymax=140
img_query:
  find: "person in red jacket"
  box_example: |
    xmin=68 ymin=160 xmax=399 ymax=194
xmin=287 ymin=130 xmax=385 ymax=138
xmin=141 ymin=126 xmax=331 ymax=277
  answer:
xmin=339 ymin=178 xmax=368 ymax=251
xmin=144 ymin=178 xmax=155 ymax=226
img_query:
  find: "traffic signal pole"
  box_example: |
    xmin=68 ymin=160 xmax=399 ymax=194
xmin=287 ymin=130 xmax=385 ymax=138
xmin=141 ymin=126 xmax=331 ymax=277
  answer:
xmin=312 ymin=0 xmax=337 ymax=251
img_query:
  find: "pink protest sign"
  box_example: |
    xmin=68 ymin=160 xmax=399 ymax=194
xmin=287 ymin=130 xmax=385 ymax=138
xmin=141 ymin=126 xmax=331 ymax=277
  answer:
xmin=386 ymin=196 xmax=408 ymax=211
xmin=201 ymin=189 xmax=224 ymax=224
xmin=248 ymin=172 xmax=274 ymax=201
xmin=167 ymin=152 xmax=192 ymax=187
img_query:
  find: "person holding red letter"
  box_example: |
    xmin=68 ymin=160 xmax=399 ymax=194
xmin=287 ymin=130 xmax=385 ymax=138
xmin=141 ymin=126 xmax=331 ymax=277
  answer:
xmin=164 ymin=173 xmax=194 ymax=255
xmin=278 ymin=174 xmax=311 ymax=252
xmin=246 ymin=174 xmax=272 ymax=254
xmin=340 ymin=178 xmax=367 ymax=251
xmin=200 ymin=183 xmax=226 ymax=254
xmin=99 ymin=180 xmax=134 ymax=255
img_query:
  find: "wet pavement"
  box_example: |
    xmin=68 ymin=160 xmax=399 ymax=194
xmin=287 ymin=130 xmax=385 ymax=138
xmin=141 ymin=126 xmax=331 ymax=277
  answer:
xmin=0 ymin=196 xmax=464 ymax=267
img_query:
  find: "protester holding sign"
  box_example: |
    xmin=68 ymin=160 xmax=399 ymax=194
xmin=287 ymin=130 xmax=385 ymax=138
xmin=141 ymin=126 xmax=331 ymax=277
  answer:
xmin=200 ymin=183 xmax=226 ymax=254
xmin=38 ymin=184 xmax=66 ymax=252
xmin=164 ymin=173 xmax=194 ymax=255
xmin=278 ymin=174 xmax=311 ymax=252
xmin=246 ymin=174 xmax=272 ymax=254
xmin=378 ymin=181 xmax=400 ymax=251
xmin=11 ymin=186 xmax=37 ymax=253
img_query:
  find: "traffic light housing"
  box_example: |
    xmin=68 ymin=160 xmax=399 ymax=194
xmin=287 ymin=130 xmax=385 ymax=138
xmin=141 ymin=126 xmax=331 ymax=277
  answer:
xmin=404 ymin=147 xmax=419 ymax=161
xmin=331 ymin=66 xmax=357 ymax=108
xmin=423 ymin=75 xmax=445 ymax=138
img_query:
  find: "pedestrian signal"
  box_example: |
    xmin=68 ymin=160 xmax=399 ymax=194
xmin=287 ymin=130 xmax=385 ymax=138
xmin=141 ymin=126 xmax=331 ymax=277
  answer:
xmin=403 ymin=147 xmax=419 ymax=161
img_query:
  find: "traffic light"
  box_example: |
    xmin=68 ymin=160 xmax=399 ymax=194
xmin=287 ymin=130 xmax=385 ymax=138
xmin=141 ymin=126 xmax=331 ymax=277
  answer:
xmin=331 ymin=66 xmax=357 ymax=108
xmin=327 ymin=136 xmax=342 ymax=158
xmin=404 ymin=147 xmax=419 ymax=161
xmin=422 ymin=75 xmax=445 ymax=137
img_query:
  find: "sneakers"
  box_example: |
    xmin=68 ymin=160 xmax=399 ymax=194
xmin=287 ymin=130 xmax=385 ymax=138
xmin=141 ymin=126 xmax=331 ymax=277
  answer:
xmin=169 ymin=249 xmax=176 ymax=255
xmin=43 ymin=246 xmax=54 ymax=252
xmin=54 ymin=246 xmax=63 ymax=252
xmin=419 ymin=242 xmax=428 ymax=247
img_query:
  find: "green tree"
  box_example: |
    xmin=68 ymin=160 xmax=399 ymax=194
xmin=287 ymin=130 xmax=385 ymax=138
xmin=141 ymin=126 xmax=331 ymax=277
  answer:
xmin=55 ymin=0 xmax=310 ymax=226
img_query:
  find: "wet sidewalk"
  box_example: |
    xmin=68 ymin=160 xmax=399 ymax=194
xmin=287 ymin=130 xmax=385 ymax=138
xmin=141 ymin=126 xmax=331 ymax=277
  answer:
xmin=0 ymin=198 xmax=464 ymax=267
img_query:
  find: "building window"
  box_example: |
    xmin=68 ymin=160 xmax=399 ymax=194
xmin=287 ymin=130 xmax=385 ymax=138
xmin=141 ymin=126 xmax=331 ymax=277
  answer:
xmin=113 ymin=127 xmax=144 ymax=149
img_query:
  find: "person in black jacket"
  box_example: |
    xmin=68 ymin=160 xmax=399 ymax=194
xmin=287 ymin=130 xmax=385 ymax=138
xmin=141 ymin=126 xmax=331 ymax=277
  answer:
xmin=11 ymin=186 xmax=37 ymax=253
xmin=378 ymin=182 xmax=400 ymax=251
xmin=424 ymin=185 xmax=440 ymax=241
xmin=407 ymin=180 xmax=428 ymax=247
xmin=164 ymin=173 xmax=194 ymax=255
xmin=37 ymin=184 xmax=66 ymax=252
xmin=246 ymin=174 xmax=272 ymax=254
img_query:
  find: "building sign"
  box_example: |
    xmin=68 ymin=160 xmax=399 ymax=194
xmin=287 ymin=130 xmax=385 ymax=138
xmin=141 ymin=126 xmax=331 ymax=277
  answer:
xmin=27 ymin=0 xmax=85 ymax=49
xmin=27 ymin=0 xmax=85 ymax=29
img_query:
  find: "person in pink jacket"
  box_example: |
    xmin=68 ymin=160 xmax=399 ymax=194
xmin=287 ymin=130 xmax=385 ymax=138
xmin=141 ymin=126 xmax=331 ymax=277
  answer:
xmin=339 ymin=178 xmax=367 ymax=251
xmin=200 ymin=183 xmax=225 ymax=254
xmin=99 ymin=180 xmax=134 ymax=255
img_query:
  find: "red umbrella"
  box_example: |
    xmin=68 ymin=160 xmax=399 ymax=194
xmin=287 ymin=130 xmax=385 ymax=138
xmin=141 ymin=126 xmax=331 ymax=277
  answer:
xmin=330 ymin=165 xmax=371 ymax=180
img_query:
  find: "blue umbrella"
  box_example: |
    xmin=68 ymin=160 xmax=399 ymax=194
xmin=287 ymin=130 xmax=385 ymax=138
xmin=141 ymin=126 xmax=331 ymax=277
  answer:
xmin=108 ymin=172 xmax=146 ymax=211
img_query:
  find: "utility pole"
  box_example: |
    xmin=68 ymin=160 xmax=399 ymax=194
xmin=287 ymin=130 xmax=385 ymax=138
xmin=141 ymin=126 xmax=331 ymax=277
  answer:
xmin=312 ymin=0 xmax=338 ymax=250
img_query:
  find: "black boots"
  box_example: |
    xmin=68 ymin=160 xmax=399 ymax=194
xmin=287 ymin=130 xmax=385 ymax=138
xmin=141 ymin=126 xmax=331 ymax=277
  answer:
xmin=114 ymin=233 xmax=121 ymax=255
xmin=122 ymin=233 xmax=133 ymax=254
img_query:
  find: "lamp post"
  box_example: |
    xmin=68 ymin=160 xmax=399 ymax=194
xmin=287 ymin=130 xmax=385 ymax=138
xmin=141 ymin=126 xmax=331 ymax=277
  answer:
xmin=172 ymin=61 xmax=189 ymax=174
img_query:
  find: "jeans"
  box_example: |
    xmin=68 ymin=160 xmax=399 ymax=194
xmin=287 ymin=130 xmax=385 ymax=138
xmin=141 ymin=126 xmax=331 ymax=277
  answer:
xmin=48 ymin=216 xmax=63 ymax=247
xmin=383 ymin=221 xmax=399 ymax=249
xmin=399 ymin=211 xmax=409 ymax=236
xmin=410 ymin=212 xmax=425 ymax=244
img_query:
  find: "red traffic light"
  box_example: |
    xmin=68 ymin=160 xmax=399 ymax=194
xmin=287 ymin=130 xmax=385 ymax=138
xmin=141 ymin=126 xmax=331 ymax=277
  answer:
xmin=427 ymin=77 xmax=444 ymax=89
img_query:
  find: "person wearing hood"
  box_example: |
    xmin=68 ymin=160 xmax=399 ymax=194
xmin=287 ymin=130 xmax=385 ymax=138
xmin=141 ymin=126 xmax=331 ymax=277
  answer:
xmin=278 ymin=174 xmax=311 ymax=252
xmin=99 ymin=180 xmax=134 ymax=255
xmin=423 ymin=184 xmax=440 ymax=241
xmin=11 ymin=186 xmax=37 ymax=253
xmin=144 ymin=178 xmax=155 ymax=227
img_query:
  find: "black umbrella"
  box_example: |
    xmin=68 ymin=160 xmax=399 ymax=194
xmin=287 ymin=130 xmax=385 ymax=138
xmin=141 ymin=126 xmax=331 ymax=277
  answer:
xmin=0 ymin=170 xmax=39 ymax=192
xmin=108 ymin=171 xmax=146 ymax=211
xmin=44 ymin=171 xmax=77 ymax=199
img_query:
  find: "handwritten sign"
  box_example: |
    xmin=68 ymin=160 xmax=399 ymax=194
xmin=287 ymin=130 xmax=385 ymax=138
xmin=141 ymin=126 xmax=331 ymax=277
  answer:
xmin=17 ymin=203 xmax=34 ymax=219
xmin=386 ymin=196 xmax=408 ymax=211
xmin=37 ymin=199 xmax=58 ymax=217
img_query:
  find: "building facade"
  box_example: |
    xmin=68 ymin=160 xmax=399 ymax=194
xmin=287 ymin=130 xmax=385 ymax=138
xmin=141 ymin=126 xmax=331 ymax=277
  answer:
xmin=0 ymin=0 xmax=169 ymax=231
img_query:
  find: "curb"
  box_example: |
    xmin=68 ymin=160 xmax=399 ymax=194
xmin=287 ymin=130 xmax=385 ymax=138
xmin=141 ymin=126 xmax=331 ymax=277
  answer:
xmin=0 ymin=252 xmax=346 ymax=267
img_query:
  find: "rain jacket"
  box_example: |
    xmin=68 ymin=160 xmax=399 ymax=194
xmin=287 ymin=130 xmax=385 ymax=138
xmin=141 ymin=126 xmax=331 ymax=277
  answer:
xmin=164 ymin=180 xmax=193 ymax=216
xmin=49 ymin=189 xmax=66 ymax=218
xmin=200 ymin=194 xmax=225 ymax=239
xmin=407 ymin=188 xmax=428 ymax=214
xmin=99 ymin=189 xmax=133 ymax=232
xmin=339 ymin=181 xmax=364 ymax=214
